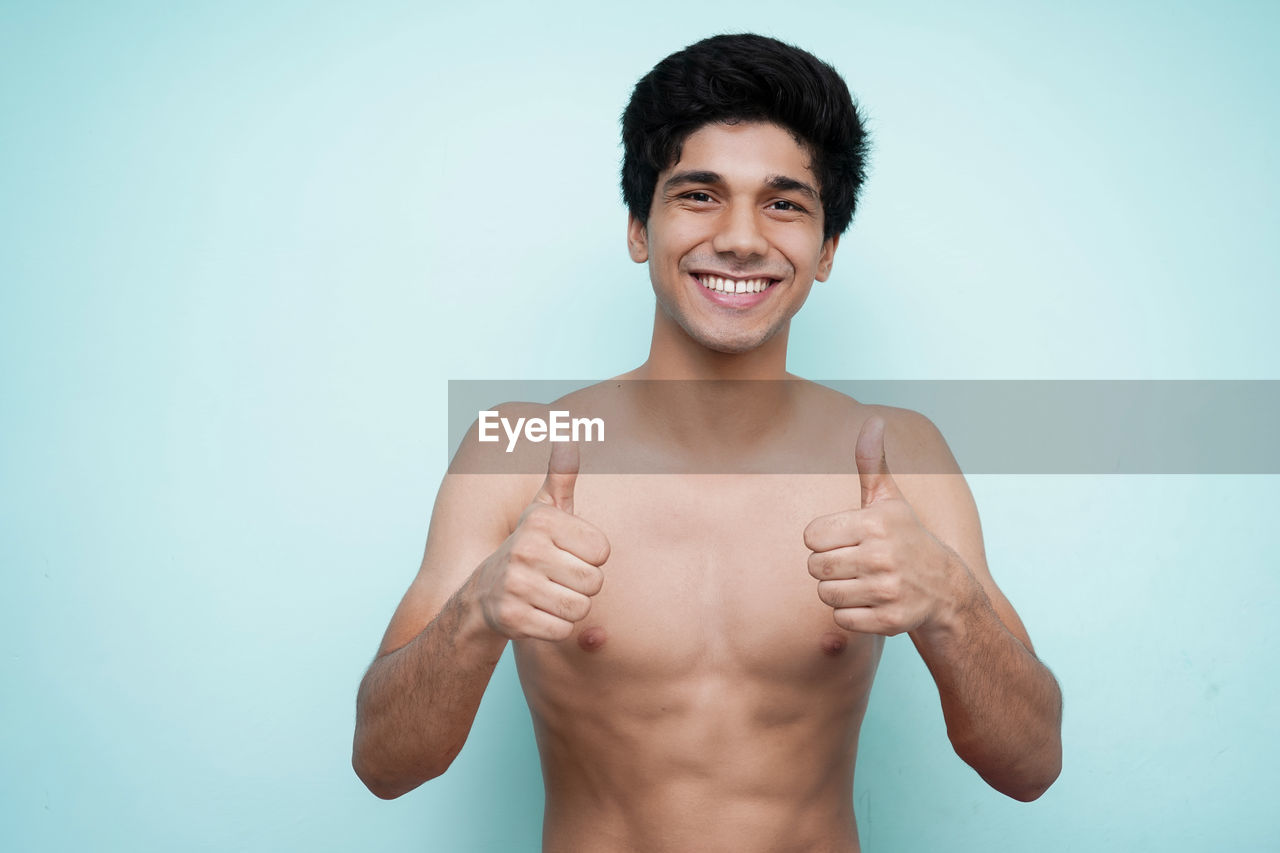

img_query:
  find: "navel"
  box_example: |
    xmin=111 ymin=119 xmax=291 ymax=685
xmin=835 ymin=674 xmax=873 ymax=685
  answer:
xmin=819 ymin=632 xmax=848 ymax=657
xmin=577 ymin=626 xmax=608 ymax=652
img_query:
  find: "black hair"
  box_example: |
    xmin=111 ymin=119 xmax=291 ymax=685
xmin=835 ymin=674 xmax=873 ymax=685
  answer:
xmin=621 ymin=33 xmax=870 ymax=241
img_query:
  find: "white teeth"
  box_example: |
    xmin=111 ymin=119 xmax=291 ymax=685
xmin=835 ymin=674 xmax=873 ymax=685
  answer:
xmin=698 ymin=275 xmax=773 ymax=295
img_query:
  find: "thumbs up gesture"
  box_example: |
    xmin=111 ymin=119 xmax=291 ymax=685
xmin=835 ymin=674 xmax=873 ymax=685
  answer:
xmin=803 ymin=416 xmax=960 ymax=637
xmin=472 ymin=441 xmax=611 ymax=641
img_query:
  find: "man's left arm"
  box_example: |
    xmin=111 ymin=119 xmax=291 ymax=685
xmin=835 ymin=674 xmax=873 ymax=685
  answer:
xmin=805 ymin=412 xmax=1062 ymax=801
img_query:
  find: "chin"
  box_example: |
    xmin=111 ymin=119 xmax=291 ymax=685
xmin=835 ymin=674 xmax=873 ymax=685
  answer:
xmin=688 ymin=324 xmax=779 ymax=355
xmin=702 ymin=337 xmax=762 ymax=355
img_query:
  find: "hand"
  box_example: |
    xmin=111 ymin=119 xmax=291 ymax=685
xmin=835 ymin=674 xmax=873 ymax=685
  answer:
xmin=803 ymin=416 xmax=962 ymax=636
xmin=473 ymin=440 xmax=611 ymax=641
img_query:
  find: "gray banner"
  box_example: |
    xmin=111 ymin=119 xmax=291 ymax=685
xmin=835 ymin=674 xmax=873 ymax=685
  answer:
xmin=447 ymin=380 xmax=1280 ymax=474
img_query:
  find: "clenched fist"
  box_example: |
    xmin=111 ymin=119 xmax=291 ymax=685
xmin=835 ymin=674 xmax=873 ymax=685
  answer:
xmin=804 ymin=416 xmax=964 ymax=637
xmin=472 ymin=440 xmax=611 ymax=642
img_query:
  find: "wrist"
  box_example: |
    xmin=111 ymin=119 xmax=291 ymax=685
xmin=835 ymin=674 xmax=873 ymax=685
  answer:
xmin=453 ymin=575 xmax=510 ymax=653
xmin=917 ymin=548 xmax=984 ymax=646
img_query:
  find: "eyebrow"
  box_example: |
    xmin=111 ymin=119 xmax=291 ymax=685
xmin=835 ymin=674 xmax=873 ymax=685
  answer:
xmin=662 ymin=170 xmax=723 ymax=194
xmin=661 ymin=170 xmax=820 ymax=202
xmin=764 ymin=175 xmax=820 ymax=202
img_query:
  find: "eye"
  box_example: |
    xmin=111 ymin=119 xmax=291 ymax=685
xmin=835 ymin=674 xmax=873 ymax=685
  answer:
xmin=682 ymin=191 xmax=714 ymax=203
xmin=769 ymin=199 xmax=806 ymax=213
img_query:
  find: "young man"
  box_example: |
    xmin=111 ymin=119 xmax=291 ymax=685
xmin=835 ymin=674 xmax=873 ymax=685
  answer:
xmin=353 ymin=33 xmax=1062 ymax=852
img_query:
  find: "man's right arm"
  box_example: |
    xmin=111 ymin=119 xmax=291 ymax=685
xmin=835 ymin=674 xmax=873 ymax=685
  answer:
xmin=352 ymin=437 xmax=608 ymax=799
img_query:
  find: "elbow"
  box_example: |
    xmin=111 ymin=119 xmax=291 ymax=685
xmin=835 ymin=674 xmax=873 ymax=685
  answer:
xmin=953 ymin=735 xmax=1062 ymax=803
xmin=1001 ymin=749 xmax=1062 ymax=803
xmin=352 ymin=748 xmax=402 ymax=800
xmin=358 ymin=774 xmax=407 ymax=801
xmin=1004 ymin=764 xmax=1059 ymax=802
xmin=353 ymin=764 xmax=409 ymax=801
xmin=351 ymin=737 xmax=454 ymax=800
xmin=1011 ymin=731 xmax=1064 ymax=802
xmin=975 ymin=758 xmax=1060 ymax=803
xmin=352 ymin=753 xmax=444 ymax=800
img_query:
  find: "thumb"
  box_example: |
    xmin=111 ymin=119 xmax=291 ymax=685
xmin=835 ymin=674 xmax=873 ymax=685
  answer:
xmin=536 ymin=440 xmax=579 ymax=514
xmin=855 ymin=416 xmax=901 ymax=507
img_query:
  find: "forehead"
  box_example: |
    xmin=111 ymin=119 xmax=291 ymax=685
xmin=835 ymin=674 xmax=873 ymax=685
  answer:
xmin=669 ymin=121 xmax=817 ymax=185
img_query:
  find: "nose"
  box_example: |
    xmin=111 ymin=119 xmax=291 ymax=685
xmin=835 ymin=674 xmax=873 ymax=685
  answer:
xmin=711 ymin=201 xmax=769 ymax=259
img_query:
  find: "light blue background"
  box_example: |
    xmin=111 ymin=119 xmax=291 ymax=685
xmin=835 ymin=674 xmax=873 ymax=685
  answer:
xmin=3 ymin=1 xmax=1278 ymax=850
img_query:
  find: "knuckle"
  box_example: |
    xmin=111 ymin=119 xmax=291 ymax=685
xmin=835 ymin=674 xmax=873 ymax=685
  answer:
xmin=807 ymin=513 xmax=844 ymax=548
xmin=830 ymin=554 xmax=850 ymax=579
xmin=582 ymin=567 xmax=605 ymax=596
xmin=817 ymin=580 xmax=842 ymax=608
xmin=507 ymin=536 xmax=537 ymax=565
xmin=494 ymin=601 xmax=521 ymax=630
xmin=881 ymin=608 xmax=906 ymax=635
xmin=878 ymin=576 xmax=901 ymax=604
xmin=864 ymin=543 xmax=891 ymax=571
xmin=833 ymin=608 xmax=858 ymax=631
xmin=557 ymin=594 xmax=582 ymax=621
xmin=503 ymin=569 xmax=530 ymax=599
xmin=807 ymin=552 xmax=828 ymax=579
xmin=542 ymin=618 xmax=574 ymax=642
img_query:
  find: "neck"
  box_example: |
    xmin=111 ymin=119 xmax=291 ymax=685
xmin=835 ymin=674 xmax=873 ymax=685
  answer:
xmin=634 ymin=305 xmax=793 ymax=382
xmin=616 ymin=306 xmax=799 ymax=451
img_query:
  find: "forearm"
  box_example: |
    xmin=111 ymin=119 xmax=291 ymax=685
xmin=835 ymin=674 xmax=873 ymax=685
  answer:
xmin=352 ymin=575 xmax=508 ymax=799
xmin=912 ymin=560 xmax=1063 ymax=801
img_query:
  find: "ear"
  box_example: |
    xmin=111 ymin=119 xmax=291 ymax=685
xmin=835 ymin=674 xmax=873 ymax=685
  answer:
xmin=627 ymin=214 xmax=649 ymax=263
xmin=814 ymin=234 xmax=840 ymax=282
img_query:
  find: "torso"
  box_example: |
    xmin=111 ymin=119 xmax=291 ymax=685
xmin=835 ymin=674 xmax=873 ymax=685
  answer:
xmin=508 ymin=384 xmax=883 ymax=852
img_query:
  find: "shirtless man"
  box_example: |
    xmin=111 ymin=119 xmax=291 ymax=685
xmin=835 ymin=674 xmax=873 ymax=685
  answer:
xmin=353 ymin=33 xmax=1063 ymax=851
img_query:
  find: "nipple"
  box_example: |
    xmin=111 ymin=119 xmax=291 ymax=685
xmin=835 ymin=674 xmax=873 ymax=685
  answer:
xmin=577 ymin=626 xmax=608 ymax=653
xmin=820 ymin=632 xmax=848 ymax=657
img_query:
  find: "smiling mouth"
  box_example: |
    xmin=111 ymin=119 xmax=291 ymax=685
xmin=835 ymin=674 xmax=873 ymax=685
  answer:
xmin=693 ymin=273 xmax=778 ymax=294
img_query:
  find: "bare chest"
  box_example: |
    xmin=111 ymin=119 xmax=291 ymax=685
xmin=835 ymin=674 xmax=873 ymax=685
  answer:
xmin=518 ymin=474 xmax=878 ymax=684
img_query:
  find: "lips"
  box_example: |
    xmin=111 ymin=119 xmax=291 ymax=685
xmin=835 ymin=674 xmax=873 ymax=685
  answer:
xmin=690 ymin=272 xmax=780 ymax=308
xmin=693 ymin=273 xmax=778 ymax=295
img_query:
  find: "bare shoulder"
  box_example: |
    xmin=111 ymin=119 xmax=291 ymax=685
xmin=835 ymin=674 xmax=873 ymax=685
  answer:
xmin=442 ymin=399 xmax=554 ymax=517
xmin=843 ymin=396 xmax=968 ymax=521
xmin=450 ymin=377 xmax=622 ymax=477
xmin=876 ymin=405 xmax=961 ymax=477
xmin=431 ymin=382 xmax=618 ymax=545
xmin=797 ymin=384 xmax=974 ymax=553
xmin=812 ymin=388 xmax=1035 ymax=648
xmin=374 ymin=401 xmax=550 ymax=657
xmin=794 ymin=381 xmax=959 ymax=476
xmin=869 ymin=405 xmax=975 ymax=551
